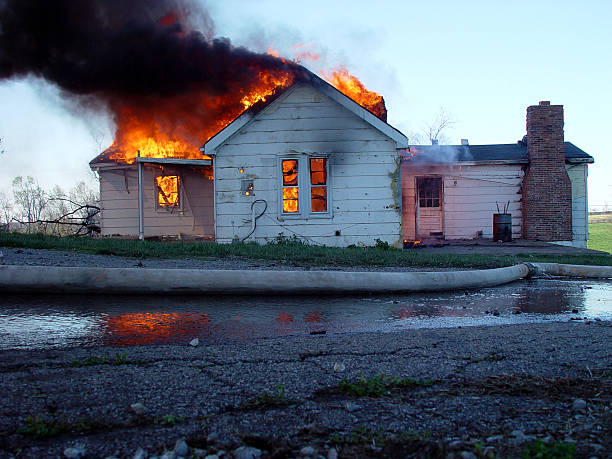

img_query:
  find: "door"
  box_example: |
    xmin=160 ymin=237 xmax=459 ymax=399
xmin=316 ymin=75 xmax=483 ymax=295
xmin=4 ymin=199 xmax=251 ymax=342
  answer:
xmin=416 ymin=177 xmax=443 ymax=238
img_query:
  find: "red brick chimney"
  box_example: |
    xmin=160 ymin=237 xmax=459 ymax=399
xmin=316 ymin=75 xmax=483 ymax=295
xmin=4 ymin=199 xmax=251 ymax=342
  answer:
xmin=522 ymin=101 xmax=572 ymax=241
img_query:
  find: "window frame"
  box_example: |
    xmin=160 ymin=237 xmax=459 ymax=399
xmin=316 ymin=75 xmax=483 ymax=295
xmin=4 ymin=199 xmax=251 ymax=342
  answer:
xmin=154 ymin=174 xmax=182 ymax=212
xmin=277 ymin=154 xmax=332 ymax=219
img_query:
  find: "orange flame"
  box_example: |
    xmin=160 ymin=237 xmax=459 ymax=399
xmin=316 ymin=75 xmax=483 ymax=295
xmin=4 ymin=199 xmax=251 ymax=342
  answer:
xmin=104 ymin=59 xmax=384 ymax=164
xmin=156 ymin=175 xmax=179 ymax=207
xmin=322 ymin=66 xmax=386 ymax=120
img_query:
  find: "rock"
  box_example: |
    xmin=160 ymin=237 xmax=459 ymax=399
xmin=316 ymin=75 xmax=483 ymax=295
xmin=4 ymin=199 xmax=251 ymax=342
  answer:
xmin=485 ymin=435 xmax=504 ymax=443
xmin=492 ymin=310 xmax=500 ymax=317
xmin=174 ymin=438 xmax=189 ymax=456
xmin=327 ymin=448 xmax=338 ymax=459
xmin=233 ymin=446 xmax=262 ymax=459
xmin=189 ymin=338 xmax=200 ymax=347
xmin=449 ymin=440 xmax=464 ymax=449
xmin=64 ymin=447 xmax=85 ymax=459
xmin=207 ymin=432 xmax=219 ymax=444
xmin=344 ymin=402 xmax=362 ymax=412
xmin=133 ymin=448 xmax=148 ymax=459
xmin=130 ymin=402 xmax=147 ymax=415
xmin=300 ymin=446 xmax=316 ymax=456
xmin=573 ymin=399 xmax=587 ymax=412
xmin=204 ymin=455 xmax=219 ymax=459
xmin=333 ymin=362 xmax=345 ymax=372
xmin=160 ymin=451 xmax=177 ymax=459
xmin=459 ymin=452 xmax=477 ymax=459
xmin=509 ymin=430 xmax=528 ymax=445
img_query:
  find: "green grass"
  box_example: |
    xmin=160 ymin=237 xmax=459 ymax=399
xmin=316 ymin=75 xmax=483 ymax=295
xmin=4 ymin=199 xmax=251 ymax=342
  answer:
xmin=338 ymin=374 xmax=436 ymax=397
xmin=1 ymin=232 xmax=611 ymax=268
xmin=522 ymin=439 xmax=576 ymax=458
xmin=72 ymin=352 xmax=135 ymax=367
xmin=239 ymin=385 xmax=297 ymax=410
xmin=588 ymin=222 xmax=612 ymax=254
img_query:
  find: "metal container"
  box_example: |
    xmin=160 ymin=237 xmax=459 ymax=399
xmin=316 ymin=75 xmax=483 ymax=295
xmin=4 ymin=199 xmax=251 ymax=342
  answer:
xmin=493 ymin=213 xmax=512 ymax=242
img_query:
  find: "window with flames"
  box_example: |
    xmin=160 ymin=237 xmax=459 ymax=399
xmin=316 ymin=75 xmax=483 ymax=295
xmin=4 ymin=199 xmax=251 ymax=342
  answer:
xmin=155 ymin=175 xmax=180 ymax=208
xmin=281 ymin=157 xmax=328 ymax=215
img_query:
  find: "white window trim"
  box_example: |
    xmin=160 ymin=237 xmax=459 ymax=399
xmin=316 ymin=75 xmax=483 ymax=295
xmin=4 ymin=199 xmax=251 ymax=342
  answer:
xmin=277 ymin=154 xmax=332 ymax=220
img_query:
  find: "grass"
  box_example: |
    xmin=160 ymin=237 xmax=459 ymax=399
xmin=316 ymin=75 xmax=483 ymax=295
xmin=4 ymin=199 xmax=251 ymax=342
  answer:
xmin=2 ymin=232 xmax=611 ymax=268
xmin=72 ymin=352 xmax=135 ymax=367
xmin=588 ymin=222 xmax=612 ymax=254
xmin=522 ymin=439 xmax=576 ymax=458
xmin=330 ymin=425 xmax=387 ymax=447
xmin=338 ymin=374 xmax=436 ymax=397
xmin=154 ymin=414 xmax=185 ymax=426
xmin=239 ymin=385 xmax=298 ymax=410
xmin=17 ymin=415 xmax=69 ymax=439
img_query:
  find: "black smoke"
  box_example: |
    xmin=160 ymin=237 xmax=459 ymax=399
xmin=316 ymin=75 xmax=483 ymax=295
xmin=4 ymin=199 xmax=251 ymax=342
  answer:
xmin=0 ymin=0 xmax=305 ymax=97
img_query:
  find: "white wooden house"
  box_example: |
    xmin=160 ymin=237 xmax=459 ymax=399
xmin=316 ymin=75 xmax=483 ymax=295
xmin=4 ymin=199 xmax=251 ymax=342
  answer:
xmin=202 ymin=79 xmax=408 ymax=246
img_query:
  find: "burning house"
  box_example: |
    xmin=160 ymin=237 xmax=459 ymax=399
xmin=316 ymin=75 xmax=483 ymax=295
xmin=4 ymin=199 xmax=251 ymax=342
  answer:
xmin=0 ymin=1 xmax=593 ymax=247
xmin=91 ymin=88 xmax=593 ymax=247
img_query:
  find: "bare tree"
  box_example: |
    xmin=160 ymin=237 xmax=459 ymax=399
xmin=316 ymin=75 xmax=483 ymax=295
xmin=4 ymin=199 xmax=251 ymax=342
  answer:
xmin=0 ymin=190 xmax=13 ymax=231
xmin=409 ymin=107 xmax=456 ymax=145
xmin=12 ymin=176 xmax=48 ymax=233
xmin=0 ymin=137 xmax=4 ymax=155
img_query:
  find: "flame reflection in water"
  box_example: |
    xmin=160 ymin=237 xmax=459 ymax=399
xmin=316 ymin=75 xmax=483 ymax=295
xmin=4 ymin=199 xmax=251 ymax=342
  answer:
xmin=0 ymin=279 xmax=610 ymax=350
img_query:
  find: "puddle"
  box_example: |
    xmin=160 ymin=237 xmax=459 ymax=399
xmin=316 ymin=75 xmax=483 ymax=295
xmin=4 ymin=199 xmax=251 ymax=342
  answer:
xmin=0 ymin=278 xmax=610 ymax=350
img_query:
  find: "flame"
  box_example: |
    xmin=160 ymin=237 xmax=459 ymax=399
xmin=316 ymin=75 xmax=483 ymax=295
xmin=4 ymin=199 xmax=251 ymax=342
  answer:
xmin=106 ymin=68 xmax=295 ymax=164
xmin=156 ymin=175 xmax=179 ymax=207
xmin=282 ymin=187 xmax=299 ymax=213
xmin=322 ymin=66 xmax=386 ymax=120
xmin=103 ymin=61 xmax=385 ymax=164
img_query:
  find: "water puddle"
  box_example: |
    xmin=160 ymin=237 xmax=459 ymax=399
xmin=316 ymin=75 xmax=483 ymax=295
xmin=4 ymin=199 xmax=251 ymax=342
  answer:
xmin=0 ymin=278 xmax=610 ymax=350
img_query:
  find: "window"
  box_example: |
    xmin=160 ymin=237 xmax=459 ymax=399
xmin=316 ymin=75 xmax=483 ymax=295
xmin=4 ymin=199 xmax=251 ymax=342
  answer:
xmin=310 ymin=158 xmax=327 ymax=212
xmin=155 ymin=175 xmax=180 ymax=209
xmin=282 ymin=159 xmax=299 ymax=213
xmin=417 ymin=177 xmax=441 ymax=208
xmin=280 ymin=156 xmax=330 ymax=216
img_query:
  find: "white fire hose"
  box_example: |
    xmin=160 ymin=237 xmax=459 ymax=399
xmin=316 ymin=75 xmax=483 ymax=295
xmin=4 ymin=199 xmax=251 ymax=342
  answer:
xmin=0 ymin=263 xmax=609 ymax=295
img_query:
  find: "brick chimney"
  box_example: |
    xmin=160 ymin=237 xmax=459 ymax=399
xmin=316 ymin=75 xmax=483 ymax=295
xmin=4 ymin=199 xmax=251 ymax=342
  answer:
xmin=521 ymin=101 xmax=572 ymax=241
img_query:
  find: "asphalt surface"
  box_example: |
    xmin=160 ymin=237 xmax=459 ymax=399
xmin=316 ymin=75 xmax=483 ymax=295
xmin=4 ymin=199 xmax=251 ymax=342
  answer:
xmin=1 ymin=321 xmax=611 ymax=458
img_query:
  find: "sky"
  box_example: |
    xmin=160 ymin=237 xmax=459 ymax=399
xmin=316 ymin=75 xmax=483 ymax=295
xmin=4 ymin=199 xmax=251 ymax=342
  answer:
xmin=0 ymin=0 xmax=610 ymax=210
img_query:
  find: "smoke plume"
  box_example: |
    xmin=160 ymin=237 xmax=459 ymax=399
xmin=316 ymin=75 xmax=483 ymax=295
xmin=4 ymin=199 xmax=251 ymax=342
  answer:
xmin=0 ymin=0 xmax=386 ymax=161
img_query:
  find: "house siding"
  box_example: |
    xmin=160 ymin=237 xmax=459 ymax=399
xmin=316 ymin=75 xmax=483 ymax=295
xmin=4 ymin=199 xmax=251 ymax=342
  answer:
xmin=98 ymin=165 xmax=214 ymax=237
xmin=566 ymin=163 xmax=588 ymax=248
xmin=402 ymin=164 xmax=524 ymax=240
xmin=212 ymin=84 xmax=401 ymax=247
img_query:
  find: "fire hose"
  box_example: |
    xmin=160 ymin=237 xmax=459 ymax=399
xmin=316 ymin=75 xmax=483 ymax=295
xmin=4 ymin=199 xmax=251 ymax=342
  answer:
xmin=0 ymin=263 xmax=609 ymax=295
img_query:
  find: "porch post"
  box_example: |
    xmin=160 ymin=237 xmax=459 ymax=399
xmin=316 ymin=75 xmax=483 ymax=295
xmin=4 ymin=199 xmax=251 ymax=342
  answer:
xmin=137 ymin=150 xmax=144 ymax=240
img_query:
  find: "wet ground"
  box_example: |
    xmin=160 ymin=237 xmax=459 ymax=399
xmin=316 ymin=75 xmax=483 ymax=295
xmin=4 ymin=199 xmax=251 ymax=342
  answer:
xmin=1 ymin=278 xmax=610 ymax=350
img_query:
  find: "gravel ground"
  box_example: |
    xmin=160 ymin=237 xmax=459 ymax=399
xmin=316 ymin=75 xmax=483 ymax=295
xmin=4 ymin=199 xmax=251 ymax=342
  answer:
xmin=1 ymin=247 xmax=611 ymax=458
xmin=0 ymin=322 xmax=611 ymax=459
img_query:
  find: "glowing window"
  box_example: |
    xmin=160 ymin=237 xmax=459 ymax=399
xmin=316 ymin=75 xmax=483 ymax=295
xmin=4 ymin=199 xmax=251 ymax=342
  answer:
xmin=310 ymin=158 xmax=327 ymax=212
xmin=282 ymin=160 xmax=299 ymax=213
xmin=155 ymin=175 xmax=179 ymax=208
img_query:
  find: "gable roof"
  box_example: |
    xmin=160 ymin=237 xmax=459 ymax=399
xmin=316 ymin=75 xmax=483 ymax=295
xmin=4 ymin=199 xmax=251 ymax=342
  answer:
xmin=202 ymin=68 xmax=409 ymax=154
xmin=401 ymin=141 xmax=594 ymax=165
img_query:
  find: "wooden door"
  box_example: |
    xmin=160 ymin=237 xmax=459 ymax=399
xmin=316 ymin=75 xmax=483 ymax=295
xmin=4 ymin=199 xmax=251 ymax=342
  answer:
xmin=416 ymin=177 xmax=443 ymax=238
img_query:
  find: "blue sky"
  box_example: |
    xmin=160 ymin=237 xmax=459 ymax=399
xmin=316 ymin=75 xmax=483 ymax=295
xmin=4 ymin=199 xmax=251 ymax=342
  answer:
xmin=0 ymin=0 xmax=610 ymax=209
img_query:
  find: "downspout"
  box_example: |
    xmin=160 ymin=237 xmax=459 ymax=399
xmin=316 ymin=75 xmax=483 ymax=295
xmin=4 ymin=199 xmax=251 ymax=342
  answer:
xmin=137 ymin=150 xmax=144 ymax=240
